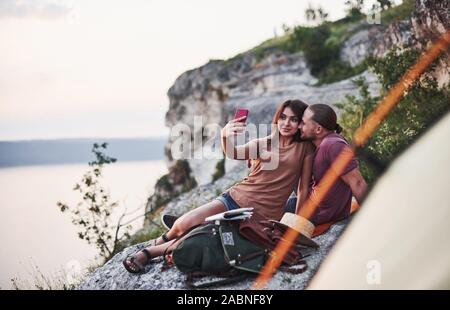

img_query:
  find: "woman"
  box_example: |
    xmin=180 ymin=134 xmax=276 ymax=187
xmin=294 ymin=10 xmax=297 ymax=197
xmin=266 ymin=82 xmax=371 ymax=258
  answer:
xmin=123 ymin=99 xmax=314 ymax=273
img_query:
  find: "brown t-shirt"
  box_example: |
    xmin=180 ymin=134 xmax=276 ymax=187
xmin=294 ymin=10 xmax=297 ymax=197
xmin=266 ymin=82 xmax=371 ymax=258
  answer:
xmin=228 ymin=138 xmax=314 ymax=221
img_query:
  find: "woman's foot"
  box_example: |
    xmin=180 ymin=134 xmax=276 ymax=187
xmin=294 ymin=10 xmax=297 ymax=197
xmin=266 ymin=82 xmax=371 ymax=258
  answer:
xmin=123 ymin=248 xmax=152 ymax=273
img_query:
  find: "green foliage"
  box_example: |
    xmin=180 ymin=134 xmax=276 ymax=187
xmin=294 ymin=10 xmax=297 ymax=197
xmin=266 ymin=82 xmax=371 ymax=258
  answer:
xmin=147 ymin=159 xmax=197 ymax=212
xmin=115 ymin=225 xmax=166 ymax=253
xmin=336 ymin=77 xmax=379 ymax=183
xmin=317 ymin=60 xmax=367 ymax=85
xmin=212 ymin=158 xmax=225 ymax=182
xmin=305 ymin=3 xmax=329 ymax=24
xmin=155 ymin=174 xmax=172 ymax=192
xmin=336 ymin=47 xmax=450 ymax=184
xmin=380 ymin=0 xmax=415 ymax=25
xmin=237 ymin=0 xmax=414 ymax=85
xmin=377 ymin=0 xmax=393 ymax=11
xmin=282 ymin=23 xmax=367 ymax=85
xmin=284 ymin=25 xmax=334 ymax=75
xmin=344 ymin=0 xmax=365 ymax=19
xmin=230 ymin=0 xmax=416 ymax=86
xmin=57 ymin=143 xmax=131 ymax=261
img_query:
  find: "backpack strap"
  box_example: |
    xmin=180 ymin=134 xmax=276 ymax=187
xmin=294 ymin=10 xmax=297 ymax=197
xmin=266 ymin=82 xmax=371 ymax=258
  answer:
xmin=279 ymin=260 xmax=308 ymax=274
xmin=162 ymin=223 xmax=204 ymax=268
xmin=186 ymin=273 xmax=252 ymax=289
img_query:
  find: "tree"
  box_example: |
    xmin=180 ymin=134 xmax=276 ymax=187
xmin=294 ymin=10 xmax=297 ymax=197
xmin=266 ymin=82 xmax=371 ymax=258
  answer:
xmin=376 ymin=0 xmax=393 ymax=11
xmin=344 ymin=0 xmax=365 ymax=19
xmin=57 ymin=143 xmax=131 ymax=260
xmin=305 ymin=2 xmax=329 ymax=24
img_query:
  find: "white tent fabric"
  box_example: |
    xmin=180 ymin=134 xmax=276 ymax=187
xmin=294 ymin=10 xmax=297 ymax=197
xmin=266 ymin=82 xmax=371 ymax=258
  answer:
xmin=309 ymin=113 xmax=450 ymax=289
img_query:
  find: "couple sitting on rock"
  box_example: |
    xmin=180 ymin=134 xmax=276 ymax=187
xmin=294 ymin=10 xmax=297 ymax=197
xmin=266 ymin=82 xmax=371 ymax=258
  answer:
xmin=123 ymin=100 xmax=368 ymax=273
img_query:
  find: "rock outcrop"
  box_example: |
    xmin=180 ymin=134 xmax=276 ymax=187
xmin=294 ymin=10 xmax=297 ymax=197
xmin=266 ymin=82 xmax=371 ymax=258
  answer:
xmin=144 ymin=159 xmax=197 ymax=223
xmin=148 ymin=0 xmax=449 ymax=216
xmin=77 ymin=164 xmax=350 ymax=289
xmin=341 ymin=0 xmax=449 ymax=85
xmin=340 ymin=23 xmax=386 ymax=67
xmin=410 ymin=0 xmax=450 ymax=86
xmin=153 ymin=0 xmax=450 ymax=203
xmin=164 ymin=51 xmax=380 ymax=187
xmin=78 ymin=1 xmax=449 ymax=290
xmin=78 ymin=215 xmax=351 ymax=290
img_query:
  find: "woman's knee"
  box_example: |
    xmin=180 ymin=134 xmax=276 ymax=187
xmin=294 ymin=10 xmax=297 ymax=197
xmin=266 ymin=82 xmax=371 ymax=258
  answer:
xmin=169 ymin=201 xmax=225 ymax=237
xmin=170 ymin=213 xmax=198 ymax=237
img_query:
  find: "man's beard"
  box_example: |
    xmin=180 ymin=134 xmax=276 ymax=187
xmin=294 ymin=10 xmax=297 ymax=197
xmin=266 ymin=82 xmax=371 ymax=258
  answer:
xmin=301 ymin=133 xmax=314 ymax=141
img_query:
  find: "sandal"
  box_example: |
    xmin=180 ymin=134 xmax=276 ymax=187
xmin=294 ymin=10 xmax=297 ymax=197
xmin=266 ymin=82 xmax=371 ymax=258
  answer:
xmin=148 ymin=233 xmax=170 ymax=247
xmin=123 ymin=248 xmax=152 ymax=274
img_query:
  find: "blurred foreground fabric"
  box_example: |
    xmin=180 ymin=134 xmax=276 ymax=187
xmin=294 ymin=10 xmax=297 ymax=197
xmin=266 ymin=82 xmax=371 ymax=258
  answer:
xmin=309 ymin=112 xmax=450 ymax=289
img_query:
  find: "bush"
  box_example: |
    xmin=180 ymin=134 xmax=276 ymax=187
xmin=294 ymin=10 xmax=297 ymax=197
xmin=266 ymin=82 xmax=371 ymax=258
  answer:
xmin=284 ymin=25 xmax=336 ymax=76
xmin=380 ymin=0 xmax=415 ymax=25
xmin=282 ymin=21 xmax=368 ymax=85
xmin=57 ymin=143 xmax=131 ymax=261
xmin=212 ymin=158 xmax=225 ymax=182
xmin=336 ymin=46 xmax=450 ymax=184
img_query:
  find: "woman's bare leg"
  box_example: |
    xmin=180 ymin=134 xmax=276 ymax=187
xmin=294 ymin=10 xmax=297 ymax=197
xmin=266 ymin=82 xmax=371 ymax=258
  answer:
xmin=126 ymin=200 xmax=226 ymax=268
xmin=165 ymin=199 xmax=226 ymax=240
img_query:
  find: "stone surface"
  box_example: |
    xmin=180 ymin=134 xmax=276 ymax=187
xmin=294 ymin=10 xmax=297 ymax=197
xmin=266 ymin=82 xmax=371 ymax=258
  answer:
xmin=77 ymin=215 xmax=350 ymax=290
xmin=340 ymin=0 xmax=449 ymax=85
xmin=79 ymin=1 xmax=449 ymax=290
xmin=340 ymin=25 xmax=385 ymax=67
xmin=155 ymin=0 xmax=449 ymax=204
xmin=164 ymin=49 xmax=381 ymax=187
xmin=78 ymin=163 xmax=351 ymax=290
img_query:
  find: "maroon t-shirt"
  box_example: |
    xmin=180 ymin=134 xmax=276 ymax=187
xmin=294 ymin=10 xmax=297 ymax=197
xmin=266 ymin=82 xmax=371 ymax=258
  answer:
xmin=309 ymin=133 xmax=358 ymax=225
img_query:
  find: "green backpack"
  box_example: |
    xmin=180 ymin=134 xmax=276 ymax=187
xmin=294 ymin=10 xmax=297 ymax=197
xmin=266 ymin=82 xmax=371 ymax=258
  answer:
xmin=169 ymin=221 xmax=269 ymax=288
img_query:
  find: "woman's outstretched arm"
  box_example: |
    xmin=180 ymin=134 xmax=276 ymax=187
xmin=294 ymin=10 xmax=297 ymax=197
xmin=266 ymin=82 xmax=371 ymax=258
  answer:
xmin=221 ymin=116 xmax=262 ymax=160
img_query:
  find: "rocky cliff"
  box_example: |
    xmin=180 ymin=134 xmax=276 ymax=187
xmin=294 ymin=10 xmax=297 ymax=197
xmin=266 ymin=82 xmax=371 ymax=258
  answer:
xmin=158 ymin=0 xmax=448 ymax=191
xmin=342 ymin=0 xmax=449 ymax=85
xmin=163 ymin=52 xmax=380 ymax=187
xmin=78 ymin=224 xmax=349 ymax=290
xmin=79 ymin=0 xmax=449 ymax=290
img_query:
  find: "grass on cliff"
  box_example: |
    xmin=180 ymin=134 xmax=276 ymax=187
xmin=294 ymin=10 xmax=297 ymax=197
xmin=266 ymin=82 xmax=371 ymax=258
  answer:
xmin=234 ymin=0 xmax=415 ymax=85
xmin=380 ymin=0 xmax=415 ymax=25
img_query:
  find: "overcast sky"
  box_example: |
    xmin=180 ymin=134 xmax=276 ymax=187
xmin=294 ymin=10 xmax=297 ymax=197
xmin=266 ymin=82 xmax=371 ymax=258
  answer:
xmin=0 ymin=0 xmax=394 ymax=141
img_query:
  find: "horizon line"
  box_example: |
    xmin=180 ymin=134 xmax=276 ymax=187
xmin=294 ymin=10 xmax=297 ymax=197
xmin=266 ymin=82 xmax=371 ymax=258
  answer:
xmin=0 ymin=136 xmax=169 ymax=143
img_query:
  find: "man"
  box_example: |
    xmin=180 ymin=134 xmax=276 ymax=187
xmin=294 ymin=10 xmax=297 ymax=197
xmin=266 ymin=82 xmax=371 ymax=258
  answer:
xmin=285 ymin=103 xmax=368 ymax=225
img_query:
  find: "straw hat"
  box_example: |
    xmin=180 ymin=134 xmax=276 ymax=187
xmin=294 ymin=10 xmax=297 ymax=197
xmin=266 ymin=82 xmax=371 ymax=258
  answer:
xmin=269 ymin=213 xmax=319 ymax=248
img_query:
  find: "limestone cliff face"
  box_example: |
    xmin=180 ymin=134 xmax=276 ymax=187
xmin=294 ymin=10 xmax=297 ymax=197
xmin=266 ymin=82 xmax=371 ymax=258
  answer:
xmin=341 ymin=0 xmax=449 ymax=85
xmin=79 ymin=1 xmax=449 ymax=290
xmin=164 ymin=51 xmax=380 ymax=186
xmin=410 ymin=0 xmax=450 ymax=86
xmin=145 ymin=0 xmax=448 ymax=224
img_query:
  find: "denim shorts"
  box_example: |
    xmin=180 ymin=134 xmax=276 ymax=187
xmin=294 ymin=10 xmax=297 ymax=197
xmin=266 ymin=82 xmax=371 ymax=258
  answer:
xmin=215 ymin=192 xmax=241 ymax=211
xmin=216 ymin=193 xmax=298 ymax=213
xmin=284 ymin=196 xmax=297 ymax=213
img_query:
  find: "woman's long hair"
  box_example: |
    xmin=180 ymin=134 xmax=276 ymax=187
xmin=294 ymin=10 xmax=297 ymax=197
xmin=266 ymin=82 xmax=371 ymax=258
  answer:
xmin=272 ymin=99 xmax=309 ymax=142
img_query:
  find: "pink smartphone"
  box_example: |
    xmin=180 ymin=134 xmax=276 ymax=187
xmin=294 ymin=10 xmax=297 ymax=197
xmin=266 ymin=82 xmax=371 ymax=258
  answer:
xmin=234 ymin=108 xmax=249 ymax=123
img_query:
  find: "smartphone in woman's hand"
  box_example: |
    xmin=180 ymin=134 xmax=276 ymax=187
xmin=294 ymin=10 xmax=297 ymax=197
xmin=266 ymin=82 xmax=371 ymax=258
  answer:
xmin=234 ymin=108 xmax=249 ymax=123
